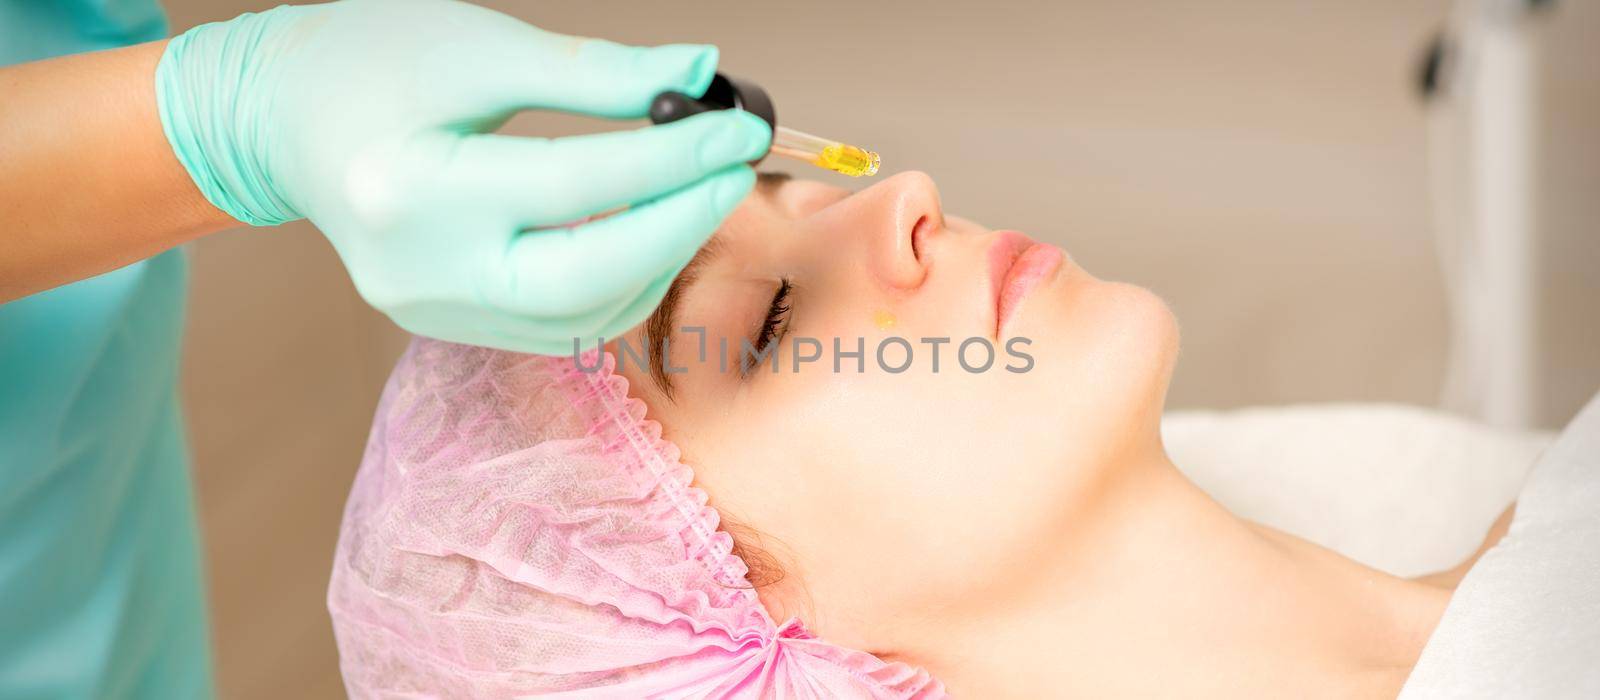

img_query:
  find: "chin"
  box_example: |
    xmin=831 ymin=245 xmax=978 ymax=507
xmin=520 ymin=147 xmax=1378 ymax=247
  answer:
xmin=1111 ymin=280 xmax=1181 ymax=376
xmin=1033 ymin=278 xmax=1179 ymax=441
xmin=1097 ymin=282 xmax=1180 ymax=452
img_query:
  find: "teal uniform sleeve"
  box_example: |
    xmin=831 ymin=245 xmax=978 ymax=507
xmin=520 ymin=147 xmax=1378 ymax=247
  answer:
xmin=0 ymin=2 xmax=217 ymax=698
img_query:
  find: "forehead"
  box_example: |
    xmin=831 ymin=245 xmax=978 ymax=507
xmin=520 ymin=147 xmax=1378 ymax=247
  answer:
xmin=710 ymin=171 xmax=794 ymax=249
xmin=729 ymin=170 xmax=850 ymax=229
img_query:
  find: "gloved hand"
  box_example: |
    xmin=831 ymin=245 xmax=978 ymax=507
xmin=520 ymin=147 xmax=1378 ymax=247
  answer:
xmin=155 ymin=0 xmax=770 ymax=354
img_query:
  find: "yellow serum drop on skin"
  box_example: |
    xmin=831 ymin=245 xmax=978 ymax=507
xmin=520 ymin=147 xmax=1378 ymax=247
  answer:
xmin=872 ymin=309 xmax=897 ymax=331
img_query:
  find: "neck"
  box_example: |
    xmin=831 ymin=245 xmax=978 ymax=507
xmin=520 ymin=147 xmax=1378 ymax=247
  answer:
xmin=903 ymin=453 xmax=1450 ymax=698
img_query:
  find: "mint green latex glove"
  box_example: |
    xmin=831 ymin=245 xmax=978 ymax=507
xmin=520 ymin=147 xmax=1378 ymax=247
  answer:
xmin=156 ymin=0 xmax=770 ymax=354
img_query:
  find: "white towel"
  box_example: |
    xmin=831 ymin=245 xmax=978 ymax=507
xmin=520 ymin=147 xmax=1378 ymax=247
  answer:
xmin=1400 ymin=392 xmax=1600 ymax=699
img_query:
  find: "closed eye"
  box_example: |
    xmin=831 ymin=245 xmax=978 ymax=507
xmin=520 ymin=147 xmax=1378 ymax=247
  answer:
xmin=741 ymin=278 xmax=792 ymax=376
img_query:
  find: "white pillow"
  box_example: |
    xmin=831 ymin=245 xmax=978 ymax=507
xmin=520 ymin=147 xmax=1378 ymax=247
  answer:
xmin=1162 ymin=404 xmax=1552 ymax=577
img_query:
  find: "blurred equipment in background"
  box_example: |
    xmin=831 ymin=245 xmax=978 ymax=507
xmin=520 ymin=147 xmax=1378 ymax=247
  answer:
xmin=1422 ymin=0 xmax=1600 ymax=429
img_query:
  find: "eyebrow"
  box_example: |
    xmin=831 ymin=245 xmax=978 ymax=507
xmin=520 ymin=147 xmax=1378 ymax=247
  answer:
xmin=644 ymin=171 xmax=790 ymax=399
xmin=645 ymin=235 xmax=723 ymax=399
xmin=756 ymin=170 xmax=792 ymax=189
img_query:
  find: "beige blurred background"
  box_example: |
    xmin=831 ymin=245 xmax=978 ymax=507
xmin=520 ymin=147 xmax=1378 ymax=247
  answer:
xmin=163 ymin=1 xmax=1596 ymax=697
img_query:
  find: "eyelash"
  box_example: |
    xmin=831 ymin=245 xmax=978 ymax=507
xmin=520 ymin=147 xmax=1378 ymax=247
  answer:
xmin=743 ymin=278 xmax=792 ymax=375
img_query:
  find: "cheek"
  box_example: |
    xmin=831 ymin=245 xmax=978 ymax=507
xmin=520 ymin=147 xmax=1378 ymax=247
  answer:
xmin=690 ymin=364 xmax=1100 ymax=612
xmin=1033 ymin=279 xmax=1180 ymax=441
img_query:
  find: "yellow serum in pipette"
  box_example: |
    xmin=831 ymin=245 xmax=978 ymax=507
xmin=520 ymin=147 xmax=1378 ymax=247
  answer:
xmin=815 ymin=144 xmax=882 ymax=177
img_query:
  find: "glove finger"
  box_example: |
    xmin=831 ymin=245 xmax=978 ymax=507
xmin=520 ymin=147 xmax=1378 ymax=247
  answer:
xmin=476 ymin=266 xmax=679 ymax=357
xmin=440 ymin=111 xmax=769 ymax=227
xmin=482 ymin=166 xmax=754 ymax=318
xmin=585 ymin=262 xmax=685 ymax=348
xmin=480 ymin=27 xmax=720 ymax=118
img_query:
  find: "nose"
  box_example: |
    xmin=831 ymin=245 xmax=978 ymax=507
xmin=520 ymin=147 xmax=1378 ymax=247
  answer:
xmin=845 ymin=171 xmax=944 ymax=290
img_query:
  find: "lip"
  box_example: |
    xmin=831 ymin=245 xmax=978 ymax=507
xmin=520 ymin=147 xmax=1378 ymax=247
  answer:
xmin=987 ymin=230 xmax=1063 ymax=337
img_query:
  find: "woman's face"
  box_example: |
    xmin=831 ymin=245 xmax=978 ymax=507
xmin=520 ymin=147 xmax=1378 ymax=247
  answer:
xmin=612 ymin=171 xmax=1178 ymax=653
